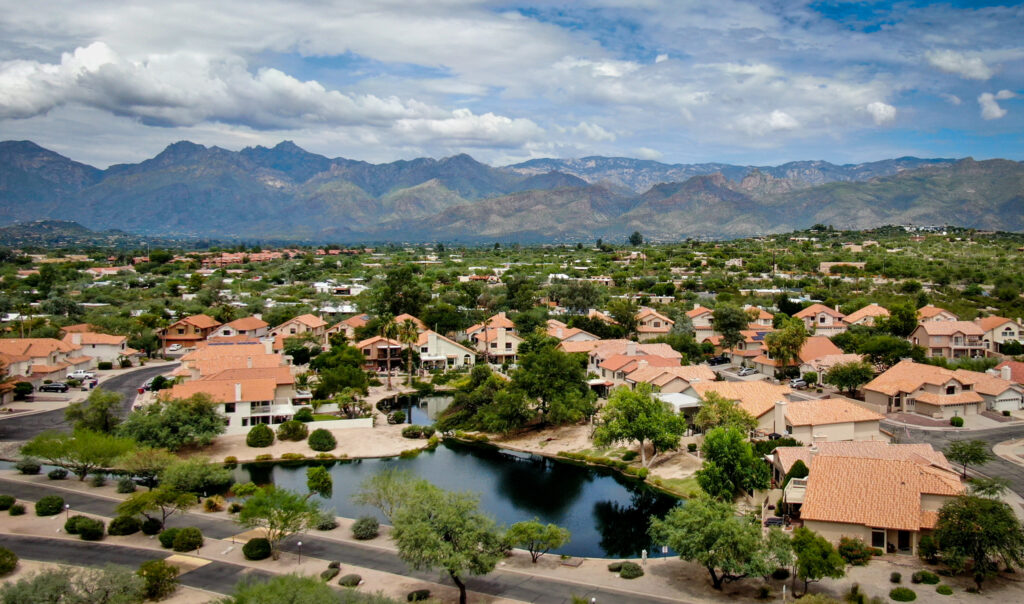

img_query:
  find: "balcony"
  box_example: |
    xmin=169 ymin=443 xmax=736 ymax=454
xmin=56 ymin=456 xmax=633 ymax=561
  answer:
xmin=249 ymin=404 xmax=296 ymax=416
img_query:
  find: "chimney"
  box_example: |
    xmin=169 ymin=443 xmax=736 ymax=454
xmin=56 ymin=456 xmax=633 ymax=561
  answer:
xmin=247 ymin=356 xmax=253 ymax=369
xmin=813 ymin=434 xmax=827 ymax=443
xmin=809 ymin=445 xmax=818 ymax=464
xmin=556 ymin=328 xmax=563 ymax=338
xmin=774 ymin=401 xmax=787 ymax=435
xmin=637 ymin=359 xmax=649 ymax=371
xmin=234 ymin=383 xmax=242 ymax=402
xmin=71 ymin=333 xmax=82 ymax=346
xmin=626 ymin=341 xmax=638 ymax=356
xmin=1002 ymin=365 xmax=1012 ymax=381
xmin=834 ymin=304 xmax=841 ymax=313
xmin=693 ymin=302 xmax=700 ymax=310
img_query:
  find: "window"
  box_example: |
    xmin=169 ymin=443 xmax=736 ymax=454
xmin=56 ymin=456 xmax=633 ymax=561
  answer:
xmin=290 ymin=328 xmax=296 ymax=334
xmin=506 ymin=342 xmax=512 ymax=349
xmin=491 ymin=342 xmax=497 ymax=348
xmin=421 ymin=347 xmax=429 ymax=353
xmin=363 ymin=349 xmax=370 ymax=355
xmin=871 ymin=529 xmax=885 ymax=549
xmin=818 ymin=316 xmax=826 ymax=324
xmin=653 ymin=321 xmax=660 ymax=328
xmin=946 ymin=385 xmax=956 ymax=395
xmin=224 ymin=403 xmax=236 ymax=413
xmin=177 ymin=328 xmax=185 ymax=335
xmin=241 ymin=418 xmax=249 ymax=427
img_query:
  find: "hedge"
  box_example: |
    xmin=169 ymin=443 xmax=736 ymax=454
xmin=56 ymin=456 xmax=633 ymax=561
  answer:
xmin=172 ymin=527 xmax=204 ymax=552
xmin=35 ymin=495 xmax=65 ymax=516
xmin=243 ymin=538 xmax=272 ymax=560
xmin=308 ymin=429 xmax=337 ymax=452
xmin=890 ymin=587 xmax=916 ymax=601
xmin=47 ymin=468 xmax=68 ymax=480
xmin=338 ymin=574 xmax=362 ymax=587
xmin=77 ymin=518 xmax=105 ymax=541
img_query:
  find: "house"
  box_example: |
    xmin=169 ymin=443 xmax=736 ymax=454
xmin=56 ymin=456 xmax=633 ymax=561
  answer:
xmin=799 ymin=456 xmax=963 ymax=555
xmin=61 ymin=331 xmax=138 ymax=366
xmin=973 ymin=316 xmax=1022 ymax=355
xmin=910 ymin=321 xmax=987 ymax=359
xmin=465 ymin=312 xmax=516 ymax=340
xmin=470 ymin=327 xmax=524 ymax=364
xmin=917 ymin=305 xmax=958 ymax=322
xmin=794 ymin=304 xmax=847 ymax=336
xmin=394 ymin=314 xmax=427 ymax=332
xmin=772 ymin=398 xmax=886 ymax=443
xmin=687 ymin=304 xmax=715 ymax=335
xmin=0 ymin=338 xmax=93 ymax=383
xmin=269 ymin=314 xmax=329 ymax=352
xmin=624 ymin=365 xmax=716 ymax=394
xmin=158 ymin=314 xmax=222 ymax=351
xmin=356 ymin=336 xmax=404 ymax=371
xmin=862 ymin=360 xmax=984 ymax=419
xmin=598 ymin=354 xmax=680 ymax=384
xmin=417 ymin=330 xmax=476 ymax=370
xmin=770 ymin=441 xmax=952 ymax=486
xmin=685 ymin=381 xmax=793 ymax=433
xmin=844 ymin=303 xmax=890 ymax=327
xmin=176 ymin=341 xmax=286 ymax=380
xmin=995 ymin=360 xmax=1024 ymax=385
xmin=745 ymin=306 xmax=775 ymax=329
xmin=751 ymin=335 xmax=844 ymax=377
xmin=585 ymin=340 xmax=682 ymax=375
xmin=635 ymin=308 xmax=674 ymax=342
xmin=720 ymin=329 xmax=774 ymax=365
xmin=166 ymin=367 xmax=298 ymax=434
xmin=799 ymin=353 xmax=866 ymax=385
xmin=326 ymin=314 xmax=371 ymax=344
xmin=211 ymin=316 xmax=269 ymax=339
xmin=545 ymin=320 xmax=599 ymax=343
xmin=956 ymin=367 xmax=1023 ymax=412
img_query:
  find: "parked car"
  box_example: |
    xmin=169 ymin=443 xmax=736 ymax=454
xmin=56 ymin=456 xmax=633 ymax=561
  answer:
xmin=167 ymin=344 xmax=183 ymax=352
xmin=764 ymin=516 xmax=785 ymax=527
xmin=789 ymin=378 xmax=808 ymax=389
xmin=38 ymin=382 xmax=70 ymax=393
xmin=707 ymin=355 xmax=730 ymax=366
xmin=737 ymin=367 xmax=757 ymax=376
xmin=67 ymin=370 xmax=95 ymax=380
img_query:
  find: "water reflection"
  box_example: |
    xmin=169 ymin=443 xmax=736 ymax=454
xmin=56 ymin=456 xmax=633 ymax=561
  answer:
xmin=593 ymin=488 xmax=679 ymax=558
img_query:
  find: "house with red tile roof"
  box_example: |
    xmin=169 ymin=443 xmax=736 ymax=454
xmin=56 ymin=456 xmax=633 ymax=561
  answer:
xmin=843 ymin=303 xmax=890 ymax=327
xmin=772 ymin=398 xmax=886 ymax=443
xmin=545 ymin=319 xmax=599 ymax=343
xmin=794 ymin=304 xmax=847 ymax=336
xmin=158 ymin=314 xmax=222 ymax=351
xmin=972 ymin=316 xmax=1022 ymax=355
xmin=910 ymin=320 xmax=987 ymax=359
xmin=635 ymin=308 xmax=674 ymax=342
xmin=995 ymin=360 xmax=1024 ymax=385
xmin=356 ymin=336 xmax=404 ymax=371
xmin=751 ymin=335 xmax=844 ymax=377
xmin=211 ymin=316 xmax=269 ymax=339
xmin=326 ymin=314 xmax=371 ymax=344
xmin=416 ymin=330 xmax=476 ymax=370
xmin=862 ymin=360 xmax=983 ymax=419
xmin=684 ymin=380 xmax=793 ymax=433
xmin=624 ymin=364 xmax=716 ymax=394
xmin=917 ymin=305 xmax=958 ymax=322
xmin=954 ymin=367 xmax=1023 ymax=413
xmin=269 ymin=314 xmax=328 ymax=352
xmin=61 ymin=330 xmax=138 ymax=366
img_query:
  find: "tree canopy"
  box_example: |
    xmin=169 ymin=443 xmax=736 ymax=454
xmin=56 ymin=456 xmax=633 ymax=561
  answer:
xmin=116 ymin=393 xmax=225 ymax=451
xmin=934 ymin=494 xmax=1024 ymax=590
xmin=594 ymin=384 xmax=686 ymax=467
xmin=237 ymin=486 xmax=321 ymax=559
xmin=791 ymin=527 xmax=846 ymax=595
xmin=693 ymin=391 xmax=757 ymax=433
xmin=22 ymin=429 xmax=136 ymax=481
xmin=511 ymin=338 xmax=595 ymax=426
xmin=945 ymin=440 xmax=993 ymax=478
xmin=695 ymin=427 xmax=770 ymax=500
xmin=712 ymin=303 xmax=748 ymax=351
xmin=64 ymin=388 xmax=123 ymax=433
xmin=504 ymin=518 xmax=571 ymax=563
xmin=822 ymin=361 xmax=875 ymax=396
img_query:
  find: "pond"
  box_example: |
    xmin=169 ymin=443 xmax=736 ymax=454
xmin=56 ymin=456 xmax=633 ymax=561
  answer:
xmin=376 ymin=393 xmax=452 ymax=425
xmin=234 ymin=439 xmax=681 ymax=559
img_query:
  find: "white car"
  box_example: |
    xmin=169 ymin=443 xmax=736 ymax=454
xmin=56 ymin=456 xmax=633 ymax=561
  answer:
xmin=67 ymin=370 xmax=95 ymax=380
xmin=168 ymin=344 xmax=183 ymax=352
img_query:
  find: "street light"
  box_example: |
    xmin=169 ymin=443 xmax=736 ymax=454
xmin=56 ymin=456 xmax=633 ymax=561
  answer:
xmin=64 ymin=504 xmax=70 ymax=522
xmin=297 ymin=541 xmax=302 ymax=565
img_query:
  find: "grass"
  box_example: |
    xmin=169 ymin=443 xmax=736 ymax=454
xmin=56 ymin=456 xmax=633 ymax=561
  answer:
xmin=654 ymin=476 xmax=704 ymax=498
xmin=576 ymin=446 xmax=632 ymax=460
xmin=313 ymin=414 xmax=338 ymax=421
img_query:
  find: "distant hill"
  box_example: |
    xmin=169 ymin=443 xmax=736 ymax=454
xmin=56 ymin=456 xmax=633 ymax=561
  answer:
xmin=0 ymin=140 xmax=1019 ymax=243
xmin=0 ymin=220 xmax=195 ymax=249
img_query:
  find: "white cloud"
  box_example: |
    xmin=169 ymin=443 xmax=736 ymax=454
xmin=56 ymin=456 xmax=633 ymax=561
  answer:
xmin=633 ymin=147 xmax=663 ymax=160
xmin=940 ymin=93 xmax=962 ymax=106
xmin=733 ymin=110 xmax=799 ymax=136
xmin=866 ymin=102 xmax=896 ymax=125
xmin=978 ymin=92 xmax=1007 ymax=120
xmin=570 ymin=121 xmax=616 ymax=142
xmin=996 ymin=89 xmax=1016 ymax=100
xmin=925 ymin=49 xmax=994 ymax=80
xmin=654 ymin=53 xmax=668 ymax=64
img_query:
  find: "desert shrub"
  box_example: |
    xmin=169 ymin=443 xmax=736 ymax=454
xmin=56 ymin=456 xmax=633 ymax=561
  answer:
xmin=619 ymin=561 xmax=644 ymax=579
xmin=772 ymin=568 xmax=790 ymax=580
xmin=224 ymin=456 xmax=238 ymax=466
xmin=47 ymin=468 xmax=68 ymax=480
xmin=89 ymin=473 xmax=107 ymax=487
xmin=0 ymin=496 xmax=14 ymax=511
xmin=116 ymin=476 xmax=137 ymax=493
xmin=328 ymin=561 xmax=341 ymax=569
xmin=203 ymin=495 xmax=225 ymax=512
xmin=918 ymin=535 xmax=939 ymax=563
xmin=35 ymin=495 xmax=64 ymax=516
xmin=338 ymin=574 xmax=362 ymax=587
xmin=320 ymin=568 xmax=340 ymax=581
xmin=108 ymin=515 xmax=142 ymax=536
xmin=243 ymin=537 xmax=271 ymax=560
xmin=246 ymin=424 xmax=274 ymax=448
xmin=421 ymin=426 xmax=435 ymax=438
xmin=308 ymin=428 xmax=337 ymax=451
xmin=77 ymin=518 xmax=105 ymax=541
xmin=889 ymin=587 xmax=916 ymax=601
xmin=8 ymin=504 xmax=25 ymax=516
xmin=388 ymin=410 xmax=405 ymax=424
xmin=351 ymin=516 xmax=379 ymax=540
xmin=401 ymin=425 xmax=423 ymax=439
xmin=158 ymin=528 xmax=181 ymax=549
xmin=911 ymin=571 xmax=939 ymax=585
xmin=97 ymin=361 xmax=113 ymax=370
xmin=687 ymin=443 xmax=698 ymax=453
xmin=281 ymin=452 xmax=305 ymax=461
xmin=757 ymin=585 xmax=772 ymax=599
xmin=172 ymin=527 xmax=203 ymax=552
xmin=839 ymin=537 xmax=874 ymax=566
xmin=621 ymin=451 xmax=638 ymax=462
xmin=65 ymin=515 xmax=90 ymax=534
xmin=277 ymin=420 xmax=309 ymax=441
xmin=407 ymin=590 xmax=431 ymax=602
xmin=890 ymin=572 xmax=902 ymax=584
xmin=138 ymin=559 xmax=180 ymax=600
xmin=228 ymin=502 xmax=243 ymax=514
xmin=15 ymin=459 xmax=41 ymax=475
xmin=141 ymin=517 xmax=163 ymax=535
xmin=935 ymin=585 xmax=952 ymax=596
xmin=294 ymin=407 xmax=314 ymax=422
xmin=0 ymin=547 xmax=17 ymax=575
xmin=316 ymin=512 xmax=338 ymax=531
xmin=607 ymin=561 xmax=623 ymax=572
xmin=254 ymin=454 xmax=272 ymax=461
xmin=949 ymin=416 xmax=964 ymax=427
xmin=316 ymin=452 xmax=336 ymax=459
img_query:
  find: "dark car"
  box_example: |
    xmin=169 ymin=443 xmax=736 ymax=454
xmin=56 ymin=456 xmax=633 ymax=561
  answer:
xmin=38 ymin=382 xmax=69 ymax=393
xmin=764 ymin=517 xmax=785 ymax=527
xmin=707 ymin=355 xmax=730 ymax=366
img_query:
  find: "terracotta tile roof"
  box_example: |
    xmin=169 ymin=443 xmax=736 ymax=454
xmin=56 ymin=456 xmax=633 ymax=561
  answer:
xmin=356 ymin=336 xmax=403 ymax=349
xmin=64 ymin=355 xmax=93 ymax=365
xmin=794 ymin=304 xmax=845 ymax=319
xmin=690 ymin=381 xmax=792 ymax=419
xmin=0 ymin=338 xmax=77 ymax=358
xmin=745 ymin=306 xmax=775 ymax=321
xmin=168 ymin=378 xmax=279 ymax=403
xmin=223 ymin=316 xmax=269 ymax=331
xmin=801 ymin=353 xmax=865 ymax=374
xmin=62 ymin=332 xmax=125 ymax=346
xmin=916 ymin=321 xmax=985 ymax=336
xmin=775 ymin=442 xmax=953 ymax=475
xmin=995 ymin=361 xmax=1024 ymax=385
xmin=205 ymin=366 xmax=294 ymax=385
xmin=753 ymin=336 xmax=843 ymax=367
xmin=974 ymin=316 xmax=1016 ymax=332
xmin=800 ymin=456 xmax=963 ymax=531
xmin=559 ymin=340 xmax=608 ymax=354
xmin=467 ymin=312 xmax=515 ymax=334
xmin=626 ymin=365 xmax=716 ymax=386
xmin=686 ymin=305 xmax=713 ymax=318
xmin=203 ymin=335 xmax=260 ymax=345
xmin=864 ymin=360 xmax=978 ymax=397
xmin=953 ymin=369 xmax=1018 ymax=397
xmin=394 ymin=314 xmax=427 ymax=330
xmin=844 ymin=303 xmax=890 ymax=325
xmin=587 ymin=309 xmax=617 ymax=324
xmin=416 ymin=330 xmax=475 ymax=355
xmin=340 ymin=314 xmax=371 ymax=328
xmin=914 ymin=390 xmax=984 ymax=405
xmin=279 ymin=314 xmax=328 ymax=330
xmin=599 ymin=354 xmax=680 ymax=373
xmin=181 ymin=314 xmax=221 ymax=329
xmin=60 ymin=323 xmax=100 ymax=333
xmin=918 ymin=305 xmax=957 ymax=320
xmin=783 ymin=398 xmax=884 ymax=426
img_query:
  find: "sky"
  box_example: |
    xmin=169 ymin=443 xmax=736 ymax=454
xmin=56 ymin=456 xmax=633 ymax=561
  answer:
xmin=0 ymin=0 xmax=1021 ymax=168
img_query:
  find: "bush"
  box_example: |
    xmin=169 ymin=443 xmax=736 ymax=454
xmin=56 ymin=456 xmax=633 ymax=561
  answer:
xmin=407 ymin=590 xmax=431 ymax=602
xmin=918 ymin=534 xmax=939 ymax=563
xmin=757 ymin=585 xmax=771 ymax=600
xmin=141 ymin=517 xmax=163 ymax=535
xmin=97 ymin=361 xmax=113 ymax=370
xmin=15 ymin=459 xmax=41 ymax=475
xmin=308 ymin=428 xmax=337 ymax=452
xmin=889 ymin=587 xmax=916 ymax=601
xmin=65 ymin=515 xmax=90 ymax=534
xmin=277 ymin=420 xmax=309 ymax=441
xmin=203 ymin=496 xmax=225 ymax=512
xmin=246 ymin=424 xmax=275 ymax=448
xmin=0 ymin=496 xmax=14 ymax=511
xmin=621 ymin=451 xmax=638 ymax=462
xmin=35 ymin=495 xmax=65 ymax=516
xmin=172 ymin=527 xmax=204 ymax=552
xmin=138 ymin=559 xmax=180 ymax=600
xmin=316 ymin=512 xmax=339 ymax=531
xmin=687 ymin=443 xmax=698 ymax=453
xmin=401 ymin=425 xmax=423 ymax=439
xmin=422 ymin=426 xmax=435 ymax=438
xmin=321 ymin=568 xmax=340 ymax=582
xmin=47 ymin=468 xmax=68 ymax=480
xmin=224 ymin=456 xmax=238 ymax=466
xmin=8 ymin=504 xmax=25 ymax=516
xmin=772 ymin=567 xmax=790 ymax=580
xmin=108 ymin=515 xmax=142 ymax=536
xmin=352 ymin=516 xmax=380 ymax=540
xmin=228 ymin=502 xmax=243 ymax=514
xmin=90 ymin=473 xmax=107 ymax=487
xmin=281 ymin=453 xmax=306 ymax=461
xmin=77 ymin=518 xmax=105 ymax=541
xmin=243 ymin=537 xmax=272 ymax=560
xmin=294 ymin=407 xmax=314 ymax=422
xmin=158 ymin=528 xmax=181 ymax=549
xmin=936 ymin=585 xmax=952 ymax=596
xmin=950 ymin=416 xmax=964 ymax=427
xmin=911 ymin=571 xmax=939 ymax=585
xmin=0 ymin=547 xmax=17 ymax=575
xmin=388 ymin=410 xmax=406 ymax=424
xmin=839 ymin=537 xmax=874 ymax=566
xmin=254 ymin=454 xmax=272 ymax=461
xmin=116 ymin=476 xmax=137 ymax=493
xmin=338 ymin=574 xmax=362 ymax=587
xmin=1003 ymin=410 xmax=1011 ymax=417
xmin=619 ymin=561 xmax=644 ymax=579
xmin=607 ymin=561 xmax=623 ymax=572
xmin=890 ymin=572 xmax=902 ymax=584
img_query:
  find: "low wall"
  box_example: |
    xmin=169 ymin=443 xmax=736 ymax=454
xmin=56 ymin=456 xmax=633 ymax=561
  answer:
xmin=224 ymin=416 xmax=373 ymax=435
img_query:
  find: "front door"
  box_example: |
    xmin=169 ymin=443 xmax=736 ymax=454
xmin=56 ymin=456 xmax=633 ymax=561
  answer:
xmin=897 ymin=531 xmax=911 ymax=552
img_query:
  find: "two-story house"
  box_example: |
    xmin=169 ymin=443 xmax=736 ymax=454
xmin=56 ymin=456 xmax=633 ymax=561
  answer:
xmin=772 ymin=398 xmax=885 ymax=443
xmin=167 ymin=366 xmax=297 ymax=434
xmin=973 ymin=316 xmax=1022 ymax=355
xmin=545 ymin=320 xmax=599 ymax=344
xmin=158 ymin=314 xmax=222 ymax=351
xmin=210 ymin=316 xmax=269 ymax=339
xmin=470 ymin=327 xmax=524 ymax=364
xmin=0 ymin=338 xmax=93 ymax=383
xmin=356 ymin=336 xmax=404 ymax=371
xmin=417 ymin=330 xmax=476 ymax=370
xmin=635 ymin=308 xmax=674 ymax=342
xmin=910 ymin=321 xmax=987 ymax=359
xmin=687 ymin=304 xmax=715 ymax=337
xmin=862 ymin=360 xmax=983 ymax=419
xmin=269 ymin=314 xmax=329 ymax=352
xmin=794 ymin=304 xmax=847 ymax=336
xmin=843 ymin=303 xmax=890 ymax=327
xmin=917 ymin=305 xmax=959 ymax=322
xmin=61 ymin=331 xmax=138 ymax=366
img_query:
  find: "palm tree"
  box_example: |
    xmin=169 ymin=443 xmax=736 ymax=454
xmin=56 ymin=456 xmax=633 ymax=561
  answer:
xmin=378 ymin=314 xmax=397 ymax=390
xmin=480 ymin=315 xmax=493 ymax=365
xmin=398 ymin=319 xmax=420 ymax=387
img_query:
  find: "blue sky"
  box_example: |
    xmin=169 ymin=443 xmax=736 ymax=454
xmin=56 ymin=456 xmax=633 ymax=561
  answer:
xmin=0 ymin=0 xmax=1020 ymax=167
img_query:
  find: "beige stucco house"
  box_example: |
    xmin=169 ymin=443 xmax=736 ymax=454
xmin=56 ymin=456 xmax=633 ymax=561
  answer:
xmin=910 ymin=321 xmax=987 ymax=359
xmin=862 ymin=360 xmax=983 ymax=419
xmin=794 ymin=304 xmax=847 ymax=336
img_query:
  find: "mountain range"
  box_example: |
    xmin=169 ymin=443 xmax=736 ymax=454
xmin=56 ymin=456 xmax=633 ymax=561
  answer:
xmin=1 ymin=140 xmax=1022 ymax=243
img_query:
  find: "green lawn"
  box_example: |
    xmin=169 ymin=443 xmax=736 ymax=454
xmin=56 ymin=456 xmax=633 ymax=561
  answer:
xmin=654 ymin=476 xmax=704 ymax=498
xmin=312 ymin=414 xmax=338 ymax=421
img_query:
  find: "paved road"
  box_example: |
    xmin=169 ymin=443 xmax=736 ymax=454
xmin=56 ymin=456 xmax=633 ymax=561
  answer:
xmin=883 ymin=420 xmax=1024 ymax=496
xmin=0 ymin=477 xmax=687 ymax=604
xmin=0 ymin=363 xmax=176 ymax=442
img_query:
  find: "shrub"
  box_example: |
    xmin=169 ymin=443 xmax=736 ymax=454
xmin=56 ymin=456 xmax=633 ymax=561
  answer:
xmin=281 ymin=453 xmax=306 ymax=461
xmin=321 ymin=568 xmax=340 ymax=582
xmin=328 ymin=561 xmax=341 ymax=569
xmin=138 ymin=559 xmax=180 ymax=600
xmin=203 ymin=495 xmax=225 ymax=512
xmin=0 ymin=496 xmax=14 ymax=511
xmin=294 ymin=407 xmax=314 ymax=422
xmin=890 ymin=572 xmax=902 ymax=584
xmin=936 ymin=585 xmax=952 ymax=596
xmin=421 ymin=426 xmax=435 ymax=438
xmin=911 ymin=571 xmax=939 ymax=585
xmin=255 ymin=454 xmax=273 ymax=461
xmin=172 ymin=527 xmax=204 ymax=552
xmin=47 ymin=468 xmax=68 ymax=480
xmin=338 ymin=574 xmax=362 ymax=587
xmin=316 ymin=512 xmax=339 ymax=531
xmin=918 ymin=534 xmax=938 ymax=563
xmin=77 ymin=518 xmax=105 ymax=541
xmin=950 ymin=416 xmax=964 ymax=427
xmin=35 ymin=495 xmax=64 ymax=516
xmin=352 ymin=516 xmax=380 ymax=540
xmin=621 ymin=451 xmax=638 ymax=462
xmin=223 ymin=456 xmax=238 ymax=466
xmin=316 ymin=452 xmax=336 ymax=459
xmin=401 ymin=425 xmax=423 ymax=439
xmin=243 ymin=537 xmax=272 ymax=560
xmin=889 ymin=587 xmax=916 ymax=601
xmin=15 ymin=459 xmax=41 ymax=475
xmin=116 ymin=476 xmax=137 ymax=493
xmin=619 ymin=561 xmax=644 ymax=579
xmin=607 ymin=561 xmax=623 ymax=572
xmin=97 ymin=361 xmax=113 ymax=370
xmin=687 ymin=443 xmax=698 ymax=453
xmin=839 ymin=537 xmax=874 ymax=566
xmin=90 ymin=473 xmax=107 ymax=487
xmin=8 ymin=504 xmax=25 ymax=516
xmin=246 ymin=424 xmax=275 ymax=448
xmin=108 ymin=515 xmax=142 ymax=536
xmin=277 ymin=420 xmax=309 ymax=441
xmin=1003 ymin=410 xmax=1011 ymax=417
xmin=141 ymin=517 xmax=163 ymax=535
xmin=389 ymin=410 xmax=406 ymax=424
xmin=0 ymin=547 xmax=17 ymax=575
xmin=65 ymin=514 xmax=90 ymax=534
xmin=228 ymin=502 xmax=243 ymax=514
xmin=407 ymin=590 xmax=431 ymax=602
xmin=772 ymin=568 xmax=790 ymax=580
xmin=158 ymin=528 xmax=181 ymax=549
xmin=757 ymin=586 xmax=771 ymax=600
xmin=308 ymin=428 xmax=337 ymax=452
